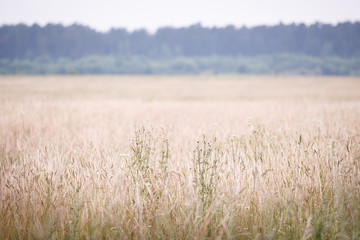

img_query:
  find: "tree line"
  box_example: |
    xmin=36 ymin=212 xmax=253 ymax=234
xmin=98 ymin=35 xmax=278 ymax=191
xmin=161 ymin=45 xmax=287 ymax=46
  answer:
xmin=1 ymin=22 xmax=360 ymax=60
xmin=1 ymin=54 xmax=359 ymax=75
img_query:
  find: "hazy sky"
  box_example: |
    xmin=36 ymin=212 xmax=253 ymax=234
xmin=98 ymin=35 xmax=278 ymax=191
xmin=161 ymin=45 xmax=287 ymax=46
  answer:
xmin=1 ymin=0 xmax=359 ymax=32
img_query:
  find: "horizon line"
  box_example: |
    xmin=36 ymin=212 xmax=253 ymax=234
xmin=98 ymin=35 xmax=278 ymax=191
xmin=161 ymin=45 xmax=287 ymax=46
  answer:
xmin=1 ymin=20 xmax=359 ymax=33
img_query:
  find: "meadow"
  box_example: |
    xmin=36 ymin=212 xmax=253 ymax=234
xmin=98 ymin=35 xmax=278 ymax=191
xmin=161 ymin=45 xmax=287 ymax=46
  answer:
xmin=0 ymin=75 xmax=360 ymax=239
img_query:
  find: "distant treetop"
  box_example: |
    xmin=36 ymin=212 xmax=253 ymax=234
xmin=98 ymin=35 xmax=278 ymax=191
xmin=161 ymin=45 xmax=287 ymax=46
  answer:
xmin=0 ymin=22 xmax=359 ymax=59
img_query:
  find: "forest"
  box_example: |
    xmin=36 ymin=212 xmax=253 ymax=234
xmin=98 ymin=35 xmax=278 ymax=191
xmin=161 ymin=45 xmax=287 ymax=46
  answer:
xmin=1 ymin=22 xmax=359 ymax=74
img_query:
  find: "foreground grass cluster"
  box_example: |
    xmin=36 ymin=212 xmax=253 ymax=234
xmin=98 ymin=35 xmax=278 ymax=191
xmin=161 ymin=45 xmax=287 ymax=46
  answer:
xmin=0 ymin=76 xmax=360 ymax=239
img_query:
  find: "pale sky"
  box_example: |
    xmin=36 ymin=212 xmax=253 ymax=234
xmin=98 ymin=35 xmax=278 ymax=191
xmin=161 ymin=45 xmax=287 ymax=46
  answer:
xmin=1 ymin=0 xmax=359 ymax=32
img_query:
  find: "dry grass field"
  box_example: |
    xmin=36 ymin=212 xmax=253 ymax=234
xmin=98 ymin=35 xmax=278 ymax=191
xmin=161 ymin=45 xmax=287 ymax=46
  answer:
xmin=1 ymin=75 xmax=360 ymax=239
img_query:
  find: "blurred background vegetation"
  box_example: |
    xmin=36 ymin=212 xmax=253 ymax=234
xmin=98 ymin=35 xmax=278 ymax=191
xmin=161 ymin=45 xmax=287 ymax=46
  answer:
xmin=1 ymin=22 xmax=359 ymax=75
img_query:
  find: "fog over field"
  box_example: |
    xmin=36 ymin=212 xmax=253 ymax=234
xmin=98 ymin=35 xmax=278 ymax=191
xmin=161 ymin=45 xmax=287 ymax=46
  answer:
xmin=1 ymin=1 xmax=360 ymax=75
xmin=1 ymin=76 xmax=360 ymax=239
